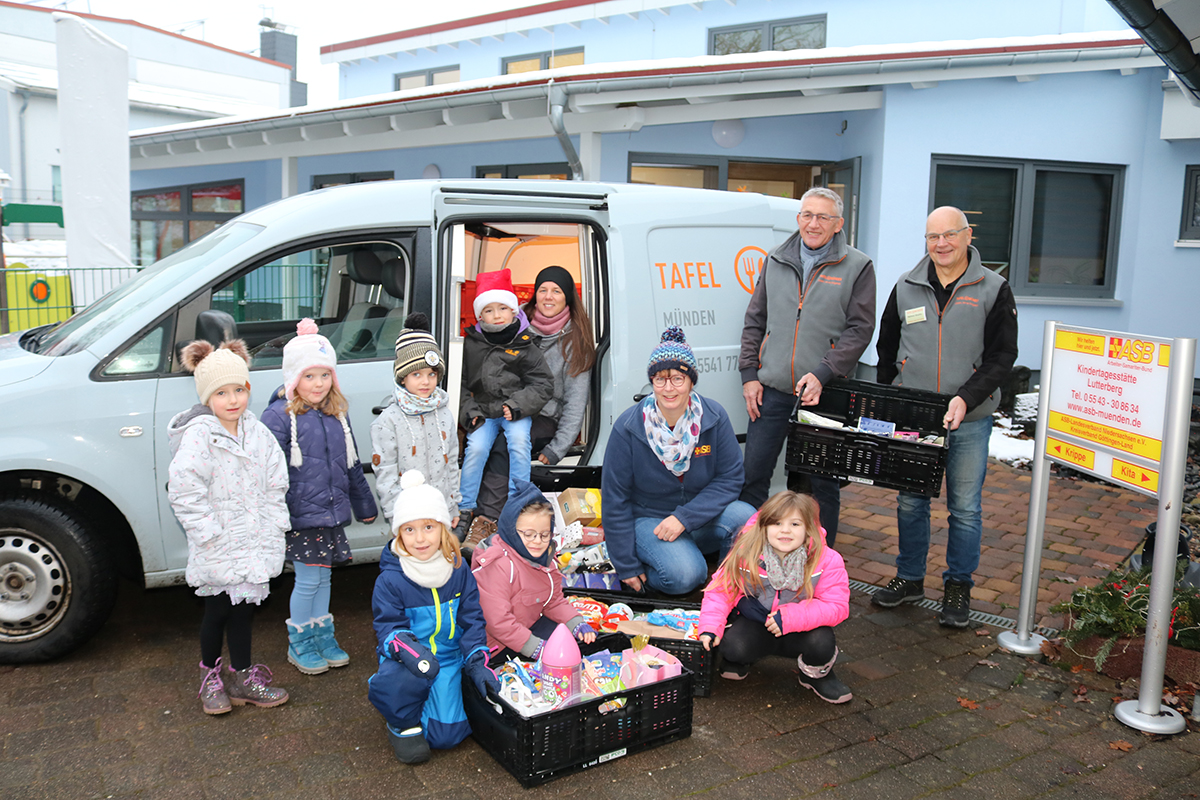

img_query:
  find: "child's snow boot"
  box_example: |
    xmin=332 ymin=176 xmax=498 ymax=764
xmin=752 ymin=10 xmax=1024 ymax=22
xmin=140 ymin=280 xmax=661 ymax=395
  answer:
xmin=224 ymin=664 xmax=290 ymax=708
xmin=312 ymin=614 xmax=350 ymax=667
xmin=386 ymin=723 xmax=431 ymax=764
xmin=198 ymin=658 xmax=231 ymax=715
xmin=287 ymin=618 xmax=329 ymax=674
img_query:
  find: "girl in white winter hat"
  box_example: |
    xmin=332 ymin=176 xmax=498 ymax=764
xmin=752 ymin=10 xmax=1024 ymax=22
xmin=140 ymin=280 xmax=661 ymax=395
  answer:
xmin=167 ymin=339 xmax=291 ymax=716
xmin=261 ymin=319 xmax=378 ymax=676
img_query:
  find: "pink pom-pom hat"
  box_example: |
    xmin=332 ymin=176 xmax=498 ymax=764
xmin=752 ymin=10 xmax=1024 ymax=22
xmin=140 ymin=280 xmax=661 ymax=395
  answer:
xmin=282 ymin=317 xmax=340 ymax=401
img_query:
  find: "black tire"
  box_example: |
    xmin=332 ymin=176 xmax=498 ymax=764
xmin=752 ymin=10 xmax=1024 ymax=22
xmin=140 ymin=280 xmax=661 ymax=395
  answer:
xmin=0 ymin=497 xmax=118 ymax=663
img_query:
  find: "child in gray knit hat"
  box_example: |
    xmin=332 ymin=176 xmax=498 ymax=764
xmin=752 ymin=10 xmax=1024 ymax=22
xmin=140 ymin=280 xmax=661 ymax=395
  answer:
xmin=371 ymin=312 xmax=461 ymax=535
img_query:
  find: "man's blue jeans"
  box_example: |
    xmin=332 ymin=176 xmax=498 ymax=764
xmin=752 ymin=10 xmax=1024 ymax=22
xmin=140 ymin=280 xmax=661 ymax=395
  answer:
xmin=741 ymin=384 xmax=842 ymax=546
xmin=633 ymin=500 xmax=756 ymax=595
xmin=459 ymin=416 xmax=532 ymax=510
xmin=895 ymin=415 xmax=992 ymax=586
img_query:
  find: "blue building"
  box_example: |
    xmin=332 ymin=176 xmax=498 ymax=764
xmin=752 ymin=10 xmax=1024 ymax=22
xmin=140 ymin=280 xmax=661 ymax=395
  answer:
xmin=128 ymin=0 xmax=1200 ymax=377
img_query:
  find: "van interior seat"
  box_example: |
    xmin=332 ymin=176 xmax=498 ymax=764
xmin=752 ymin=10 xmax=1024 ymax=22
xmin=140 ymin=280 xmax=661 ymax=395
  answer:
xmin=376 ymin=255 xmax=409 ymax=357
xmin=333 ymin=250 xmax=388 ymax=358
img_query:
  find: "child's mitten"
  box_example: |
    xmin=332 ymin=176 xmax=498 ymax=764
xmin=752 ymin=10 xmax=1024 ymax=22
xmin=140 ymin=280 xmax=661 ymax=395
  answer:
xmin=464 ymin=650 xmax=500 ymax=696
xmin=386 ymin=632 xmax=440 ymax=679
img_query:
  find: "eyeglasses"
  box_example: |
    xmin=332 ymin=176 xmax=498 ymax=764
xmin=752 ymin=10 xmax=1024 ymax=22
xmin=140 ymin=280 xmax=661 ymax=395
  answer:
xmin=651 ymin=375 xmax=689 ymax=388
xmin=925 ymin=226 xmax=970 ymax=244
xmin=516 ymin=529 xmax=553 ymax=543
xmin=799 ymin=211 xmax=840 ymax=225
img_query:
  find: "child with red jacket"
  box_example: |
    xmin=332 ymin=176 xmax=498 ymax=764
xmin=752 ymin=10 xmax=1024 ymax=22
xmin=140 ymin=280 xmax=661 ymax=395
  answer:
xmin=698 ymin=490 xmax=852 ymax=704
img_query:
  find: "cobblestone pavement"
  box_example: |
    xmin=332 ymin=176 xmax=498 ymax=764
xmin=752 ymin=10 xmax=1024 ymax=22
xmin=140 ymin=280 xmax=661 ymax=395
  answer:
xmin=837 ymin=460 xmax=1158 ymax=627
xmin=1 ymin=463 xmax=1195 ymax=799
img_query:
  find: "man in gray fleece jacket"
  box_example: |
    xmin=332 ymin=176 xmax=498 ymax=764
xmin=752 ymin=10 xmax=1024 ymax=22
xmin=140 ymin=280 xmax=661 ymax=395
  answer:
xmin=738 ymin=187 xmax=876 ymax=547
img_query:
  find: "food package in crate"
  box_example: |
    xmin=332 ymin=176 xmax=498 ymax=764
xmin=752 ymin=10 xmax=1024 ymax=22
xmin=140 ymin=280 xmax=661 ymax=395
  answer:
xmin=556 ymin=487 xmax=602 ymax=527
xmin=621 ymin=640 xmax=682 ymax=686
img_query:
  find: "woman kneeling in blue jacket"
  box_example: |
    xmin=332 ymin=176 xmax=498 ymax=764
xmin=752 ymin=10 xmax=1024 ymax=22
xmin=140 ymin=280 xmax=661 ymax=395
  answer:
xmin=368 ymin=471 xmax=497 ymax=764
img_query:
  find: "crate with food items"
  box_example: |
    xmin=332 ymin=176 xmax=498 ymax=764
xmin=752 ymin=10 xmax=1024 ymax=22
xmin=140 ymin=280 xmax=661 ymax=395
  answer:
xmin=463 ymin=628 xmax=693 ymax=788
xmin=785 ymin=378 xmax=953 ymax=497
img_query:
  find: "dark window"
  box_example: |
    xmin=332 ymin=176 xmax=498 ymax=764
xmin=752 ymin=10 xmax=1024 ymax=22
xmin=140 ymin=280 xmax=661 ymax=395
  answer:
xmin=311 ymin=172 xmax=394 ymax=190
xmin=931 ymin=156 xmax=1123 ymax=299
xmin=1180 ymin=165 xmax=1200 ymax=240
xmin=709 ymin=15 xmax=826 ymax=56
xmin=475 ymin=163 xmax=571 ymax=180
xmin=131 ymin=181 xmax=244 ymax=266
xmin=394 ymin=66 xmax=460 ymax=91
xmin=502 ymin=48 xmax=584 ymax=75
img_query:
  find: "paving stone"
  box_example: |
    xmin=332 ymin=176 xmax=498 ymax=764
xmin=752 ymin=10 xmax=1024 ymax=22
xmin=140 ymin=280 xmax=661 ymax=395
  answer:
xmin=897 ymin=753 xmax=969 ymax=788
xmin=820 ymin=767 xmax=927 ymax=800
xmin=934 ymin=734 xmax=1024 ymax=773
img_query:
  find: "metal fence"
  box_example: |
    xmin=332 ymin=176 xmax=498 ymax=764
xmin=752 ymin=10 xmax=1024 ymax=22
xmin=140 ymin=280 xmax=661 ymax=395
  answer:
xmin=0 ymin=263 xmax=141 ymax=335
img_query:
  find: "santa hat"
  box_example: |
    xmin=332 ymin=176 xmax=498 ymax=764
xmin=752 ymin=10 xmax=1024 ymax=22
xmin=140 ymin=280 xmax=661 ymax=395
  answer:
xmin=472 ymin=268 xmax=519 ymax=319
xmin=280 ymin=318 xmax=356 ymax=469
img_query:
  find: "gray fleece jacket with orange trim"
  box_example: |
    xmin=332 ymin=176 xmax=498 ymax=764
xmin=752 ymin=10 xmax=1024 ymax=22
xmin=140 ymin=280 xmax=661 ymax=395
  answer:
xmin=739 ymin=229 xmax=876 ymax=394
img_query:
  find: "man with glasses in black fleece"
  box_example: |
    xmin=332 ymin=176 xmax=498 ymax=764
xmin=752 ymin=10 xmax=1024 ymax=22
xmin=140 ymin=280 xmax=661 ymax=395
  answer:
xmin=872 ymin=206 xmax=1018 ymax=628
xmin=738 ymin=186 xmax=877 ymax=549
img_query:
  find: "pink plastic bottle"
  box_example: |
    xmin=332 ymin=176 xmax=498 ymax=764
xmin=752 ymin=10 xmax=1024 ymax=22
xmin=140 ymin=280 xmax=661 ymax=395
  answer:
xmin=539 ymin=623 xmax=582 ymax=703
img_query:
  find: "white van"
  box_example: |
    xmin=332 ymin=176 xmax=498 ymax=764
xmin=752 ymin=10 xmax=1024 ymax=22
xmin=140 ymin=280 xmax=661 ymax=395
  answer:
xmin=0 ymin=179 xmax=799 ymax=662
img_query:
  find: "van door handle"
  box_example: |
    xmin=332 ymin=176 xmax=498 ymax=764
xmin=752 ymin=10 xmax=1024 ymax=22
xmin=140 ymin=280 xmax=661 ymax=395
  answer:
xmin=119 ymin=426 xmax=143 ymax=437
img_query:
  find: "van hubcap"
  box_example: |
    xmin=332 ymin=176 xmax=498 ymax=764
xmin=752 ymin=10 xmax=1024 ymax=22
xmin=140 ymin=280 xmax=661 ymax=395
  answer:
xmin=0 ymin=533 xmax=70 ymax=640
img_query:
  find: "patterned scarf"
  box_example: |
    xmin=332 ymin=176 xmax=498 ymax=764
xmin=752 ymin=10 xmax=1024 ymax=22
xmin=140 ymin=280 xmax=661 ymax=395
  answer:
xmin=750 ymin=545 xmax=809 ymax=609
xmin=641 ymin=393 xmax=703 ymax=476
xmin=394 ymin=385 xmax=448 ymax=417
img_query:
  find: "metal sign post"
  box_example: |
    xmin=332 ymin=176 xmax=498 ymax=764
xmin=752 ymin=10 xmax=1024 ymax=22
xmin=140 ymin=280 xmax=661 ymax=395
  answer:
xmin=997 ymin=320 xmax=1057 ymax=655
xmin=1114 ymin=335 xmax=1194 ymax=735
xmin=999 ymin=321 xmax=1194 ymax=734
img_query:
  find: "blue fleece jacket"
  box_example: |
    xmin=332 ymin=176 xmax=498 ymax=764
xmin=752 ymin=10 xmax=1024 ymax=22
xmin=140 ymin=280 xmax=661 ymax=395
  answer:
xmin=600 ymin=394 xmax=745 ymax=580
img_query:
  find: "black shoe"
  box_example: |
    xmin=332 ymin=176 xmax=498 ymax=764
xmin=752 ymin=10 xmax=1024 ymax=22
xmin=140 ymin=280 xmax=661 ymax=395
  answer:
xmin=452 ymin=510 xmax=474 ymax=544
xmin=938 ymin=580 xmax=972 ymax=628
xmin=386 ymin=724 xmax=430 ymax=764
xmin=871 ymin=577 xmax=925 ymax=608
xmin=719 ymin=660 xmax=749 ymax=681
xmin=798 ymin=670 xmax=853 ymax=704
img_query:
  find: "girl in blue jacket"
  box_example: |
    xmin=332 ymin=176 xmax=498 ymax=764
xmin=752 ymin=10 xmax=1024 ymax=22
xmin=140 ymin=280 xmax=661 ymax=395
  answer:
xmin=368 ymin=470 xmax=497 ymax=764
xmin=262 ymin=319 xmax=377 ymax=675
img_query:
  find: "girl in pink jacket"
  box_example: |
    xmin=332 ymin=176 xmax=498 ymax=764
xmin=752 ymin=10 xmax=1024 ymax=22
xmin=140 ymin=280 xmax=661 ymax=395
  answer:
xmin=698 ymin=491 xmax=852 ymax=704
xmin=473 ymin=479 xmax=596 ymax=657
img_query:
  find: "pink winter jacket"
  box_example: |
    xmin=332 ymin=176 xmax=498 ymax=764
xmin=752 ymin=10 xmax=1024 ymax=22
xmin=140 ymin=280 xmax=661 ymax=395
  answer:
xmin=472 ymin=537 xmax=587 ymax=654
xmin=698 ymin=526 xmax=850 ymax=637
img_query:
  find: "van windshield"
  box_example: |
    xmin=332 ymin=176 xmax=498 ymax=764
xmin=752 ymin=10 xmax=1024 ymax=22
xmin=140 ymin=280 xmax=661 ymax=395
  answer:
xmin=28 ymin=222 xmax=263 ymax=357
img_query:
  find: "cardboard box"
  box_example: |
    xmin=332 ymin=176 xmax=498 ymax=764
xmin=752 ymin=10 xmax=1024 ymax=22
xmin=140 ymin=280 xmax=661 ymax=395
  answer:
xmin=556 ymin=487 xmax=602 ymax=527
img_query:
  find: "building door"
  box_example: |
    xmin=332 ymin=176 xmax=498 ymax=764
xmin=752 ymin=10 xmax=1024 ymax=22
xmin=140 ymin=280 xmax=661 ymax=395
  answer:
xmin=820 ymin=157 xmax=860 ymax=248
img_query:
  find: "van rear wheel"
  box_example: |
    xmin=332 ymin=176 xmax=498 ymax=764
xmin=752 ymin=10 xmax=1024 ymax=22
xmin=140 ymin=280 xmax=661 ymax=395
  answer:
xmin=0 ymin=497 xmax=117 ymax=663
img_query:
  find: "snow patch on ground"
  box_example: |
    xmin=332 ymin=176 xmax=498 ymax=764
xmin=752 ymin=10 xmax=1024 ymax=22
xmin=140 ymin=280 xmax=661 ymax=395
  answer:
xmin=990 ymin=415 xmax=1034 ymax=468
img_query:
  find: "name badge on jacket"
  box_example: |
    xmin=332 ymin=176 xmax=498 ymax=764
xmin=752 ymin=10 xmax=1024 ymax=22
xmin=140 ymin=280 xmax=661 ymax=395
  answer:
xmin=904 ymin=306 xmax=927 ymax=325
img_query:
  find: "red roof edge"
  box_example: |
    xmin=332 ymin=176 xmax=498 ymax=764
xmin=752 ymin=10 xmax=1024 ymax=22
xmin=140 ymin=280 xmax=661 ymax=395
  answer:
xmin=0 ymin=0 xmax=292 ymax=70
xmin=321 ymin=0 xmax=600 ymax=55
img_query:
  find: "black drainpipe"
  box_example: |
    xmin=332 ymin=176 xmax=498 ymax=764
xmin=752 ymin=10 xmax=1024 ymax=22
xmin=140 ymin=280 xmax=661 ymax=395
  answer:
xmin=1107 ymin=0 xmax=1200 ymax=98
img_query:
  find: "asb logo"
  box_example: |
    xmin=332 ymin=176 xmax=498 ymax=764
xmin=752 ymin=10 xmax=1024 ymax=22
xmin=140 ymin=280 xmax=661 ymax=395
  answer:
xmin=1107 ymin=337 xmax=1154 ymax=364
xmin=735 ymin=246 xmax=768 ymax=294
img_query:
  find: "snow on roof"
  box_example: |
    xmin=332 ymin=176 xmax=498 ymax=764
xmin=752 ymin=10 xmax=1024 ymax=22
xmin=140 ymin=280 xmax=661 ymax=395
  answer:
xmin=132 ymin=31 xmax=1150 ymax=140
xmin=0 ymin=0 xmax=289 ymax=70
xmin=0 ymin=60 xmax=282 ymax=119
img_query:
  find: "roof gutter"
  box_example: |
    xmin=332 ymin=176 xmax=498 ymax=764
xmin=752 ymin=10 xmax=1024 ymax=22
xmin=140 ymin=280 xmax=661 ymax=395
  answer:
xmin=1106 ymin=0 xmax=1200 ymax=104
xmin=130 ymin=39 xmax=1152 ymax=146
xmin=547 ymin=81 xmax=583 ymax=180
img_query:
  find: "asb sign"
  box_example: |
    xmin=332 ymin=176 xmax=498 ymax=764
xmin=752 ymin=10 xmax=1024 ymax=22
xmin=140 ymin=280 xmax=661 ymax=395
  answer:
xmin=1045 ymin=326 xmax=1171 ymax=497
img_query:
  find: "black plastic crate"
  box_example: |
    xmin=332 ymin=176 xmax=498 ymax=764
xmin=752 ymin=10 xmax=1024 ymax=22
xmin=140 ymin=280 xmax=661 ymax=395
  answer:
xmin=564 ymin=588 xmax=715 ymax=697
xmin=786 ymin=378 xmax=951 ymax=497
xmin=464 ymin=633 xmax=693 ymax=788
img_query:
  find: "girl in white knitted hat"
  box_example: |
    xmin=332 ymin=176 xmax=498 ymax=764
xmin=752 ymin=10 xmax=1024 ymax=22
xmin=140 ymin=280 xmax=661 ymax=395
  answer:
xmin=261 ymin=319 xmax=378 ymax=676
xmin=167 ymin=339 xmax=291 ymax=716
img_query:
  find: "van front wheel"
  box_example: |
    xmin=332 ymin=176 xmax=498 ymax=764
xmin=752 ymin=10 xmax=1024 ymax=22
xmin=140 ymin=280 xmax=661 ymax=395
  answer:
xmin=0 ymin=497 xmax=117 ymax=663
